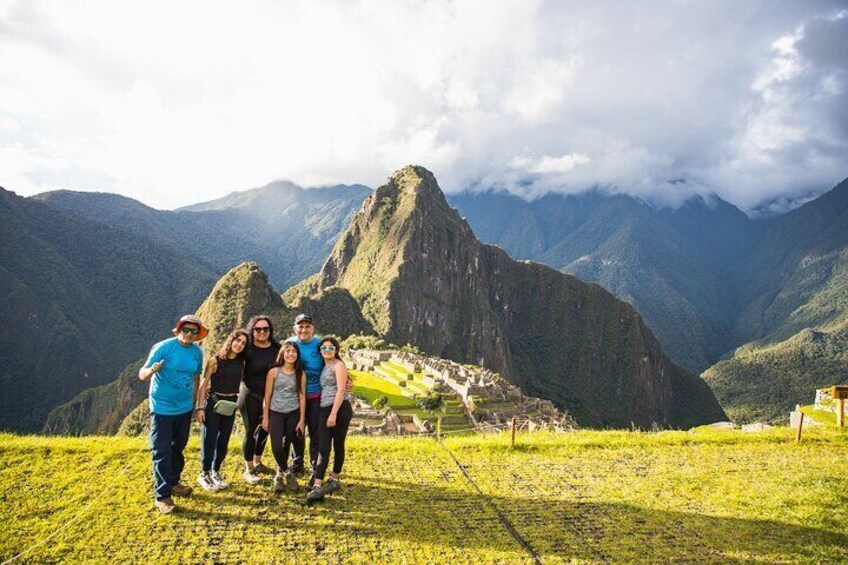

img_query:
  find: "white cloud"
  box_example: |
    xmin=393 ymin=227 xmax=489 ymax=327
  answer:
xmin=0 ymin=0 xmax=846 ymax=211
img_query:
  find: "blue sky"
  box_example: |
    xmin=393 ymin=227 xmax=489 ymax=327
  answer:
xmin=1 ymin=0 xmax=846 ymax=210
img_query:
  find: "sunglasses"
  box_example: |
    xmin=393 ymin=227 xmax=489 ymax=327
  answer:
xmin=253 ymin=326 xmax=271 ymax=333
xmin=320 ymin=345 xmax=336 ymax=352
xmin=180 ymin=326 xmax=200 ymax=335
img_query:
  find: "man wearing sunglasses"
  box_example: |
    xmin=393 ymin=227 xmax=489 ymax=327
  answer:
xmin=139 ymin=314 xmax=208 ymax=514
xmin=286 ymin=313 xmax=322 ymax=478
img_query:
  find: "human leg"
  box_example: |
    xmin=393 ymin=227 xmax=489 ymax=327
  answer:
xmin=149 ymin=412 xmax=175 ymax=500
xmin=330 ymin=400 xmax=353 ymax=476
xmin=170 ymin=410 xmax=192 ymax=488
xmin=200 ymin=398 xmax=220 ymax=472
xmin=268 ymin=410 xmax=288 ymax=471
xmin=214 ymin=413 xmax=235 ymax=472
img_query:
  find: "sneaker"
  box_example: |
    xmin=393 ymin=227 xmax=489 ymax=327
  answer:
xmin=253 ymin=462 xmax=273 ymax=475
xmin=273 ymin=473 xmax=285 ymax=494
xmin=285 ymin=471 xmax=298 ymax=491
xmin=154 ymin=497 xmax=176 ymax=514
xmin=210 ymin=470 xmax=229 ymax=490
xmin=171 ymin=483 xmax=193 ymax=497
xmin=197 ymin=471 xmax=219 ymax=492
xmin=306 ymin=485 xmax=324 ymax=504
xmin=322 ymin=477 xmax=341 ymax=494
xmin=243 ymin=468 xmax=261 ymax=485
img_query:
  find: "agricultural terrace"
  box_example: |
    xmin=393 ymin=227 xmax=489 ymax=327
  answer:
xmin=351 ymin=365 xmax=470 ymax=432
xmin=2 ymin=427 xmax=847 ymax=564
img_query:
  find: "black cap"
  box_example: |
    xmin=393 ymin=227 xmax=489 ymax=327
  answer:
xmin=294 ymin=313 xmax=314 ymax=325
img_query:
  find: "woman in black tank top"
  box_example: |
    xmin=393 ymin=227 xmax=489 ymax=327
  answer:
xmin=238 ymin=315 xmax=282 ymax=483
xmin=195 ymin=329 xmax=248 ymax=491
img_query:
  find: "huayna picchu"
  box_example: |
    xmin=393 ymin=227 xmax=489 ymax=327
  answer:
xmin=288 ymin=165 xmax=726 ymax=428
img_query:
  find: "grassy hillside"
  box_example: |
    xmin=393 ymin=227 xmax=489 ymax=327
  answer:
xmin=43 ymin=360 xmax=146 ymax=435
xmin=2 ymin=429 xmax=846 ymax=564
xmin=449 ymin=191 xmax=750 ymax=372
xmin=0 ymin=188 xmax=216 ymax=432
xmin=703 ymin=321 xmax=848 ymax=423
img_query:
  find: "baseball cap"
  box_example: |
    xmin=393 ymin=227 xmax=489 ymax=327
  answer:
xmin=294 ymin=313 xmax=314 ymax=325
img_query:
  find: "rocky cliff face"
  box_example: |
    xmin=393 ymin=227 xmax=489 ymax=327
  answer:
xmin=309 ymin=166 xmax=725 ymax=427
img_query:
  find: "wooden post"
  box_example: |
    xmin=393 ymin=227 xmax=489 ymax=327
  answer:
xmin=838 ymin=398 xmax=845 ymax=428
xmin=795 ymin=411 xmax=804 ymax=443
xmin=511 ymin=417 xmax=517 ymax=449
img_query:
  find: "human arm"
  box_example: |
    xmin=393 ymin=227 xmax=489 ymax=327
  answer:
xmin=138 ymin=343 xmax=166 ymax=381
xmin=262 ymin=368 xmax=275 ymax=431
xmin=138 ymin=361 xmax=164 ymax=382
xmin=326 ymin=361 xmax=349 ymax=428
xmin=297 ymin=372 xmax=306 ymax=436
xmin=195 ymin=357 xmax=216 ymax=423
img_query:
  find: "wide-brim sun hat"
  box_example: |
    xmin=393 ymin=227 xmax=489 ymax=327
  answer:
xmin=172 ymin=314 xmax=209 ymax=339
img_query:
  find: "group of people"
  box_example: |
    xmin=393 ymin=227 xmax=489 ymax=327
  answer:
xmin=139 ymin=313 xmax=353 ymax=514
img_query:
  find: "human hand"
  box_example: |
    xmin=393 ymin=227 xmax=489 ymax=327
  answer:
xmin=327 ymin=415 xmax=337 ymax=428
xmin=196 ymin=409 xmax=205 ymax=424
xmin=344 ymin=376 xmax=353 ymax=393
xmin=261 ymin=416 xmax=269 ymax=431
xmin=151 ymin=360 xmax=165 ymax=374
xmin=296 ymin=420 xmax=305 ymax=436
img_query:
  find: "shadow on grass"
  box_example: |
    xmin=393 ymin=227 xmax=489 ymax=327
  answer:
xmin=166 ymin=474 xmax=848 ymax=564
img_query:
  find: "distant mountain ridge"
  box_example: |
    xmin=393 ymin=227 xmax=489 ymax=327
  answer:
xmin=451 ymin=178 xmax=848 ymax=422
xmin=447 ymin=190 xmax=755 ymax=372
xmin=8 ymin=173 xmax=847 ymax=431
xmin=35 ymin=181 xmax=370 ymax=290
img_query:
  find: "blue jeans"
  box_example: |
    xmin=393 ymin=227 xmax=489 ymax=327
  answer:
xmin=200 ymin=396 xmax=236 ymax=472
xmin=149 ymin=410 xmax=193 ymax=500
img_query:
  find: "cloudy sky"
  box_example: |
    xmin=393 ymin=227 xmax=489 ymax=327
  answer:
xmin=1 ymin=0 xmax=846 ymax=211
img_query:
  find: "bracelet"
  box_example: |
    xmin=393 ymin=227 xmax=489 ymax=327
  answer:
xmin=195 ymin=406 xmax=204 ymax=411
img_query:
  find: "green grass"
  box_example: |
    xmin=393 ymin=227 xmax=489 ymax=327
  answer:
xmin=350 ymin=370 xmax=416 ymax=409
xmin=2 ymin=428 xmax=847 ymax=563
xmin=350 ymin=370 xmax=440 ymax=423
xmin=800 ymin=404 xmax=842 ymax=427
xmin=373 ymin=364 xmax=430 ymax=395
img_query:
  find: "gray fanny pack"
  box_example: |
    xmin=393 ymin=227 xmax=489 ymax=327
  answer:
xmin=212 ymin=394 xmax=238 ymax=417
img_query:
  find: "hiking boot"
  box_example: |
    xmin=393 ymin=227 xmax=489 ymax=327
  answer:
xmin=154 ymin=497 xmax=176 ymax=514
xmin=290 ymin=464 xmax=305 ymax=478
xmin=285 ymin=471 xmax=298 ymax=491
xmin=210 ymin=470 xmax=229 ymax=490
xmin=243 ymin=468 xmax=261 ymax=485
xmin=306 ymin=485 xmax=324 ymax=504
xmin=322 ymin=477 xmax=341 ymax=495
xmin=253 ymin=462 xmax=273 ymax=475
xmin=197 ymin=471 xmax=218 ymax=492
xmin=273 ymin=473 xmax=285 ymax=494
xmin=171 ymin=483 xmax=193 ymax=497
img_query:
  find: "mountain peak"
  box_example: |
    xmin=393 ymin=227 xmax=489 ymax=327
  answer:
xmin=195 ymin=262 xmax=290 ymax=354
xmin=365 ymin=165 xmax=452 ymax=217
xmin=304 ymin=168 xmax=725 ymax=427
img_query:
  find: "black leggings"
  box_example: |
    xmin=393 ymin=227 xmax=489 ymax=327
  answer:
xmin=292 ymin=397 xmax=321 ymax=470
xmin=269 ymin=409 xmax=300 ymax=472
xmin=237 ymin=385 xmax=267 ymax=462
xmin=313 ymin=400 xmax=353 ymax=481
